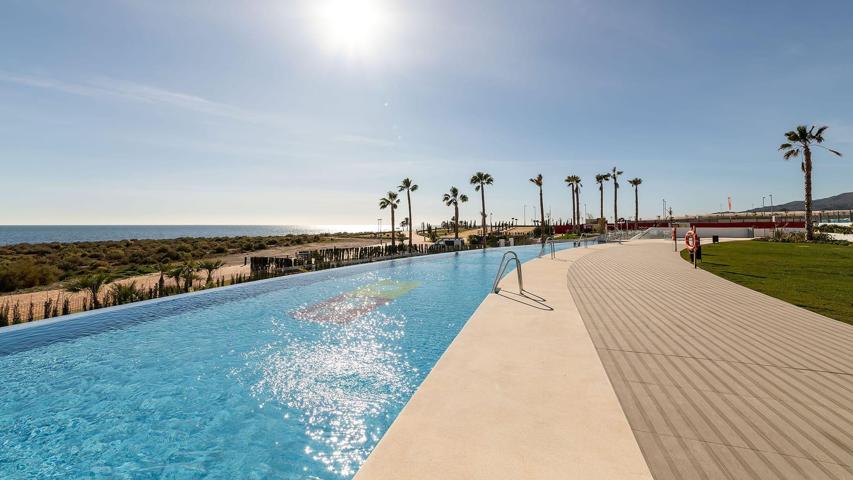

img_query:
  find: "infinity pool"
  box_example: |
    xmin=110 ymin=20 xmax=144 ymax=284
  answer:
xmin=0 ymin=244 xmax=571 ymax=479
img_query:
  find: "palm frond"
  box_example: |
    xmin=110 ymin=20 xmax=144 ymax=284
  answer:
xmin=783 ymin=149 xmax=800 ymax=160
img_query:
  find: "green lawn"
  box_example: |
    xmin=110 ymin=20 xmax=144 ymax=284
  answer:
xmin=681 ymin=240 xmax=853 ymax=325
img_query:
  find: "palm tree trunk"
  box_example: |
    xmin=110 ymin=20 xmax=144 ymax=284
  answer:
xmin=804 ymin=147 xmax=814 ymax=241
xmin=454 ymin=205 xmax=459 ymax=239
xmin=538 ymin=187 xmax=545 ymax=244
xmin=390 ymin=209 xmax=396 ymax=247
xmin=574 ymin=186 xmax=580 ymax=233
xmin=407 ymin=191 xmax=413 ymax=250
xmin=613 ymin=180 xmax=618 ymax=228
xmin=634 ymin=186 xmax=639 ymax=230
xmin=570 ymin=186 xmax=576 ymax=233
xmin=90 ymin=287 xmax=101 ymax=309
xmin=599 ymin=186 xmax=604 ymax=221
xmin=480 ymin=187 xmax=487 ymax=247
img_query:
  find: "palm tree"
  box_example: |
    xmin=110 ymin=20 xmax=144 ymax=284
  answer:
xmin=442 ymin=187 xmax=468 ymax=239
xmin=66 ymin=272 xmax=113 ymax=309
xmin=564 ymin=175 xmax=581 ymax=232
xmin=155 ymin=262 xmax=172 ymax=294
xmin=611 ymin=167 xmax=623 ymax=227
xmin=529 ymin=174 xmax=546 ymax=243
xmin=779 ymin=126 xmax=843 ymax=240
xmin=379 ymin=191 xmax=401 ymax=247
xmin=628 ymin=178 xmax=643 ymax=230
xmin=181 ymin=261 xmax=197 ymax=292
xmin=470 ymin=172 xmax=494 ymax=246
xmin=168 ymin=265 xmax=185 ymax=292
xmin=198 ymin=259 xmax=225 ymax=286
xmin=110 ymin=281 xmax=143 ymax=305
xmin=595 ymin=173 xmax=611 ymax=222
xmin=397 ymin=178 xmax=418 ymax=250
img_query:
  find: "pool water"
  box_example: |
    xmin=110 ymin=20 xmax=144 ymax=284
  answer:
xmin=0 ymin=244 xmax=570 ymax=479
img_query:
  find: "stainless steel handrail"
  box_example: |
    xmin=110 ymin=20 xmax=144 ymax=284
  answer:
xmin=492 ymin=251 xmax=523 ymax=294
xmin=539 ymin=236 xmax=556 ymax=259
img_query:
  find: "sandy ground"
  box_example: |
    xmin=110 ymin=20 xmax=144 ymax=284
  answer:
xmin=0 ymin=237 xmax=379 ymax=319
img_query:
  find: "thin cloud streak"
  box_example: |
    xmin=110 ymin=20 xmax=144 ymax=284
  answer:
xmin=0 ymin=72 xmax=274 ymax=124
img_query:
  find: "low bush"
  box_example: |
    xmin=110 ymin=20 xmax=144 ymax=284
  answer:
xmin=815 ymin=224 xmax=853 ymax=234
xmin=0 ymin=258 xmax=63 ymax=292
xmin=758 ymin=230 xmax=849 ymax=245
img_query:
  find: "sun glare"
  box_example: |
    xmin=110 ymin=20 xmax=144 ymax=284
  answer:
xmin=314 ymin=0 xmax=390 ymax=58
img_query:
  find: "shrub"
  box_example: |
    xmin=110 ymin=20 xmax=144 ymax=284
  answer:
xmin=0 ymin=259 xmax=62 ymax=292
xmin=816 ymin=224 xmax=853 ymax=234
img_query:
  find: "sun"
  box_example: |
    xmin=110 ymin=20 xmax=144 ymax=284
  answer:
xmin=313 ymin=0 xmax=390 ymax=58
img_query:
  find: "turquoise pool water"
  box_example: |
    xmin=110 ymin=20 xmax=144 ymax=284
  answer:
xmin=0 ymin=244 xmax=571 ymax=479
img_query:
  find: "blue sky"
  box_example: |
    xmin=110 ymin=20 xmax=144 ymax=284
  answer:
xmin=1 ymin=0 xmax=852 ymax=226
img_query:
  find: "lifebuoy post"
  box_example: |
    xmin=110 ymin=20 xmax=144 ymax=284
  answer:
xmin=685 ymin=227 xmax=699 ymax=269
xmin=671 ymin=225 xmax=677 ymax=252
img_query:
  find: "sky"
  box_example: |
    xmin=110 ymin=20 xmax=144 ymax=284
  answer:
xmin=1 ymin=0 xmax=852 ymax=226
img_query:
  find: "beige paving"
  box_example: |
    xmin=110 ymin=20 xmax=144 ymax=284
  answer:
xmin=354 ymin=244 xmax=653 ymax=480
xmin=567 ymin=240 xmax=853 ymax=480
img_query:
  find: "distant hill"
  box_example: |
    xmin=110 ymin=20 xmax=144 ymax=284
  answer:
xmin=746 ymin=192 xmax=853 ymax=213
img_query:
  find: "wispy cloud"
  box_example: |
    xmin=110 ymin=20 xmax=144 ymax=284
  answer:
xmin=0 ymin=72 xmax=272 ymax=123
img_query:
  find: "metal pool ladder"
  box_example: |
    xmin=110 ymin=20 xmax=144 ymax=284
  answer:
xmin=540 ymin=237 xmax=556 ymax=259
xmin=492 ymin=251 xmax=523 ymax=294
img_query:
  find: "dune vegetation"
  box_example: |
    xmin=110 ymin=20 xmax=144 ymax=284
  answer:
xmin=0 ymin=234 xmax=355 ymax=293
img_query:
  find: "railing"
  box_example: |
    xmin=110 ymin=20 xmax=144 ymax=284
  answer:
xmin=540 ymin=236 xmax=556 ymax=259
xmin=492 ymin=251 xmax=523 ymax=294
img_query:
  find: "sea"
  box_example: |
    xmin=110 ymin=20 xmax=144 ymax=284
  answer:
xmin=0 ymin=225 xmax=380 ymax=246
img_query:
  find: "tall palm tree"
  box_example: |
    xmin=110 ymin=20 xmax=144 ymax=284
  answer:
xmin=442 ymin=187 xmax=468 ymax=239
xmin=397 ymin=178 xmax=418 ymax=250
xmin=575 ymin=177 xmax=583 ymax=232
xmin=595 ymin=173 xmax=611 ymax=222
xmin=529 ymin=174 xmax=546 ymax=243
xmin=611 ymin=167 xmax=623 ymax=227
xmin=564 ymin=175 xmax=581 ymax=232
xmin=66 ymin=273 xmax=113 ymax=309
xmin=470 ymin=172 xmax=494 ymax=246
xmin=779 ymin=125 xmax=842 ymax=240
xmin=628 ymin=178 xmax=643 ymax=230
xmin=379 ymin=191 xmax=401 ymax=247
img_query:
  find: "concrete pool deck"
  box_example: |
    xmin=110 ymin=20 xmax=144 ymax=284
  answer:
xmin=355 ymin=240 xmax=853 ymax=479
xmin=355 ymin=243 xmax=653 ymax=480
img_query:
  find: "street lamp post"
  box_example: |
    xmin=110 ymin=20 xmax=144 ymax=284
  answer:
xmin=378 ymin=218 xmax=383 ymax=246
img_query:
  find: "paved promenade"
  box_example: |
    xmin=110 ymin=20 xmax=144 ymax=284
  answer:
xmin=568 ymin=241 xmax=853 ymax=479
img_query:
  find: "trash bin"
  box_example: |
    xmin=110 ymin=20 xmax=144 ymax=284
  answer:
xmin=712 ymin=235 xmax=719 ymax=244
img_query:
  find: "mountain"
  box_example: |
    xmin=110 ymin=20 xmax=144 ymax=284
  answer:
xmin=745 ymin=192 xmax=853 ymax=213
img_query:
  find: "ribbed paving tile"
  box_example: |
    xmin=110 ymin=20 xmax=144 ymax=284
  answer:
xmin=568 ymin=242 xmax=853 ymax=480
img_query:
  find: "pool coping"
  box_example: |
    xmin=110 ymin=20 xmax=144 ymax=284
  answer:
xmin=353 ymin=243 xmax=653 ymax=479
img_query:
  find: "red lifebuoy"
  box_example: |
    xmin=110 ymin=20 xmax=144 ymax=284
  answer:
xmin=685 ymin=231 xmax=697 ymax=251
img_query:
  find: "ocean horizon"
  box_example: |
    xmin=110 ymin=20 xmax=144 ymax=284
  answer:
xmin=0 ymin=225 xmax=380 ymax=246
